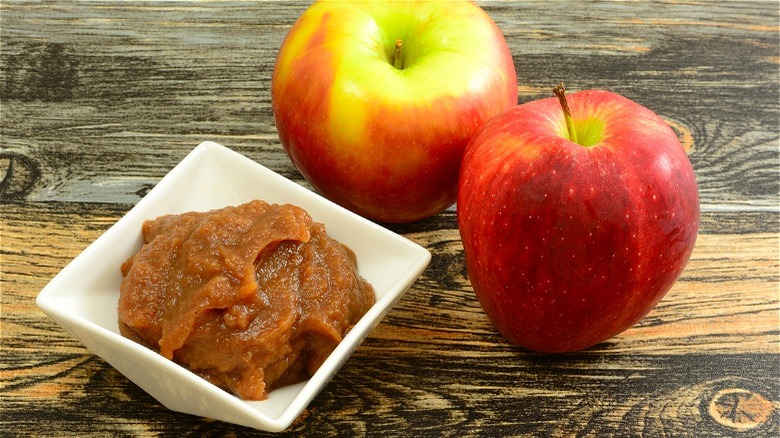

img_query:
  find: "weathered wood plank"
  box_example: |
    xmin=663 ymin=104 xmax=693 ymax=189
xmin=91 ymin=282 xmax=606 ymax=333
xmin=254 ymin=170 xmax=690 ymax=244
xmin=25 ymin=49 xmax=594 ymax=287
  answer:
xmin=2 ymin=347 xmax=778 ymax=437
xmin=2 ymin=201 xmax=777 ymax=434
xmin=1 ymin=1 xmax=778 ymax=210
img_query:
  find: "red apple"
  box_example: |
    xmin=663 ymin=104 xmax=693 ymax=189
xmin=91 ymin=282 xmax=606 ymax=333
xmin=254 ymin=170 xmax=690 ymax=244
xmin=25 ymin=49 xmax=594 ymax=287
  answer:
xmin=457 ymin=84 xmax=700 ymax=352
xmin=272 ymin=1 xmax=517 ymax=223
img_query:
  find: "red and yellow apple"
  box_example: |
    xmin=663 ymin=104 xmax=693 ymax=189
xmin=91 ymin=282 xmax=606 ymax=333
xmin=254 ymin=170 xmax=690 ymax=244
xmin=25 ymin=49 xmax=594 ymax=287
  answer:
xmin=457 ymin=85 xmax=700 ymax=352
xmin=272 ymin=0 xmax=517 ymax=223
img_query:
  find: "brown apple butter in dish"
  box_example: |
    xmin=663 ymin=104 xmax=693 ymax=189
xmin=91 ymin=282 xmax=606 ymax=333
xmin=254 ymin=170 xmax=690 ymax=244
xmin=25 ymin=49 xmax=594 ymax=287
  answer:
xmin=118 ymin=200 xmax=375 ymax=400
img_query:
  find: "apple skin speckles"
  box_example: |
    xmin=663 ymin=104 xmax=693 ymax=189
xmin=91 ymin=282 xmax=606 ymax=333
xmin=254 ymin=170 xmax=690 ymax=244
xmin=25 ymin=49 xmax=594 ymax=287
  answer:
xmin=457 ymin=89 xmax=699 ymax=353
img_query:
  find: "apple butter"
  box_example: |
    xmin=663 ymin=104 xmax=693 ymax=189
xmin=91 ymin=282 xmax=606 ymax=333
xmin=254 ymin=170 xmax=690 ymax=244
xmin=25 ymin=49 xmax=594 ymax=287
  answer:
xmin=118 ymin=200 xmax=375 ymax=400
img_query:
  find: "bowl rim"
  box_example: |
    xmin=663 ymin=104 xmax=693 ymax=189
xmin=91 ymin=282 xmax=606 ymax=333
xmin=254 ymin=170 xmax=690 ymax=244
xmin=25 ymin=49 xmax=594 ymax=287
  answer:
xmin=35 ymin=141 xmax=431 ymax=431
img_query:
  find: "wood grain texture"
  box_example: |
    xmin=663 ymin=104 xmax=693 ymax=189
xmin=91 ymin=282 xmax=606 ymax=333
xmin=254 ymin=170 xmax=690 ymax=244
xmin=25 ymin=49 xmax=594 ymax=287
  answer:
xmin=2 ymin=1 xmax=779 ymax=436
xmin=2 ymin=204 xmax=778 ymax=436
xmin=1 ymin=1 xmax=778 ymax=209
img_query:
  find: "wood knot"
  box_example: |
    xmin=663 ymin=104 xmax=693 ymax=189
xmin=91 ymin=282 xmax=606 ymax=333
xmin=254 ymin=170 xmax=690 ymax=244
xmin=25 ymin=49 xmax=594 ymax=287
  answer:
xmin=708 ymin=388 xmax=775 ymax=431
xmin=0 ymin=152 xmax=41 ymax=201
xmin=664 ymin=118 xmax=695 ymax=155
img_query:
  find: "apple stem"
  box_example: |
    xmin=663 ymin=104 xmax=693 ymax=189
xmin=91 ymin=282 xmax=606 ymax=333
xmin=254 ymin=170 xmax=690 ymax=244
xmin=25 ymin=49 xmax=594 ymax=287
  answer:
xmin=393 ymin=39 xmax=404 ymax=69
xmin=553 ymin=82 xmax=578 ymax=144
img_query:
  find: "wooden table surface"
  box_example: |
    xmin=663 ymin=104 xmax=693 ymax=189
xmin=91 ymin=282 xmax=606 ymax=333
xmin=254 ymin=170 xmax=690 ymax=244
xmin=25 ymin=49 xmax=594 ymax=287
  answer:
xmin=2 ymin=1 xmax=778 ymax=436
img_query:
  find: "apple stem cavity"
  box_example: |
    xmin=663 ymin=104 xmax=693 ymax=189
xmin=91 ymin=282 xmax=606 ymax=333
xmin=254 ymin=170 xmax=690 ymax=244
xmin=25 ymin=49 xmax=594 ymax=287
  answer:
xmin=553 ymin=82 xmax=578 ymax=144
xmin=393 ymin=39 xmax=404 ymax=70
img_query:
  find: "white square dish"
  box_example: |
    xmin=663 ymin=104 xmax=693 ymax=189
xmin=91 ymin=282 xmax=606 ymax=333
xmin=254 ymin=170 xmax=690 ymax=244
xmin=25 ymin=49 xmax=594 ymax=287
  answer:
xmin=36 ymin=141 xmax=431 ymax=432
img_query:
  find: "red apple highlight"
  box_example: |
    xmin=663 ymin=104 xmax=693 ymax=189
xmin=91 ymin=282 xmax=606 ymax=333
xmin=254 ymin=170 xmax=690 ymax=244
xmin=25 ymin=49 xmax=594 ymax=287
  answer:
xmin=457 ymin=84 xmax=700 ymax=353
xmin=272 ymin=1 xmax=517 ymax=223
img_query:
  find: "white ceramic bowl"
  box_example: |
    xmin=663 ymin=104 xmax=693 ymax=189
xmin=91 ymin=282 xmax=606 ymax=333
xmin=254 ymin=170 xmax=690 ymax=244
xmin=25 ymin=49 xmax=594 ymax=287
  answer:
xmin=36 ymin=141 xmax=431 ymax=432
